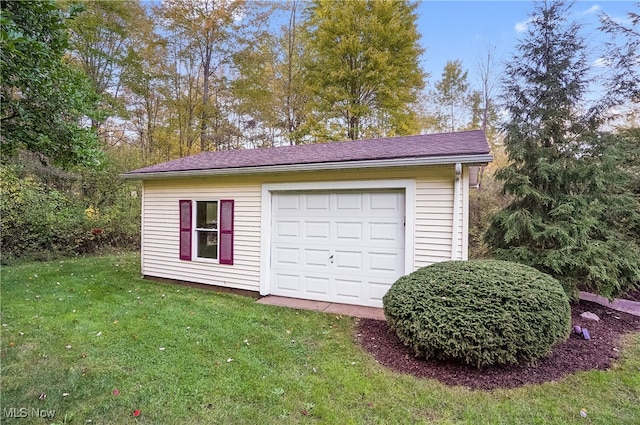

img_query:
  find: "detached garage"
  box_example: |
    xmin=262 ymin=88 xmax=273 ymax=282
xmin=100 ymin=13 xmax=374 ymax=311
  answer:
xmin=122 ymin=130 xmax=492 ymax=308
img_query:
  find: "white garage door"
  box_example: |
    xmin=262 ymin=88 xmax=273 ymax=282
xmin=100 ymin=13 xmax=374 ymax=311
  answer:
xmin=270 ymin=190 xmax=405 ymax=307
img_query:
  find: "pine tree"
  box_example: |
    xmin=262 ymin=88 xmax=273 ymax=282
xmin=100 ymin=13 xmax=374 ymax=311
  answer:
xmin=600 ymin=3 xmax=640 ymax=237
xmin=484 ymin=0 xmax=640 ymax=299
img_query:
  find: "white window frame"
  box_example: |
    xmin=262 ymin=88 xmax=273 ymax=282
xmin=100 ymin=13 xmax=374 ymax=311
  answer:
xmin=193 ymin=200 xmax=220 ymax=263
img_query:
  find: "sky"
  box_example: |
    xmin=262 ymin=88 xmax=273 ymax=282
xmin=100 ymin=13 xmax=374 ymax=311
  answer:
xmin=413 ymin=0 xmax=636 ymax=90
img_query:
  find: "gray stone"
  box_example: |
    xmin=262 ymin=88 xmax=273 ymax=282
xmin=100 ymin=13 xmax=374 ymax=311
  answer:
xmin=580 ymin=311 xmax=600 ymax=321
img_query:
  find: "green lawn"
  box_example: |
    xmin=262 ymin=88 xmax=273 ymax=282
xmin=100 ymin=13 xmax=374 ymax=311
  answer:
xmin=1 ymin=253 xmax=639 ymax=424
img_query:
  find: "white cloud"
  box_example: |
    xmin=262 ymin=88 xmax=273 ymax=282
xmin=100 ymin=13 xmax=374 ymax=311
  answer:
xmin=582 ymin=5 xmax=601 ymax=16
xmin=514 ymin=18 xmax=532 ymax=33
xmin=592 ymin=57 xmax=609 ymax=68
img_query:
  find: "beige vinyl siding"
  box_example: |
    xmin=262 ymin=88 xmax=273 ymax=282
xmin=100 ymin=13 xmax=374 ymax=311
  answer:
xmin=140 ymin=165 xmax=466 ymax=290
xmin=414 ymin=169 xmax=459 ymax=269
xmin=142 ymin=178 xmax=262 ymax=292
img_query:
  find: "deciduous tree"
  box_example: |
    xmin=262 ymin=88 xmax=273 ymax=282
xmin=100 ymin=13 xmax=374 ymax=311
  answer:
xmin=158 ymin=0 xmax=256 ymax=152
xmin=65 ymin=0 xmax=146 ymax=132
xmin=434 ymin=60 xmax=469 ymax=132
xmin=473 ymin=43 xmax=501 ymax=143
xmin=233 ymin=0 xmax=312 ymax=146
xmin=123 ymin=15 xmax=172 ymax=163
xmin=304 ymin=0 xmax=425 ymax=140
xmin=600 ymin=3 xmax=640 ymax=109
xmin=0 ymin=0 xmax=100 ymax=167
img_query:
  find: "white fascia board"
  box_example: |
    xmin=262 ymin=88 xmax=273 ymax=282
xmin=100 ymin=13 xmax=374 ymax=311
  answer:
xmin=120 ymin=154 xmax=494 ymax=180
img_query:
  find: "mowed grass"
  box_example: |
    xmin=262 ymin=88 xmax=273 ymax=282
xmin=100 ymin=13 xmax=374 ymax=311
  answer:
xmin=1 ymin=254 xmax=639 ymax=425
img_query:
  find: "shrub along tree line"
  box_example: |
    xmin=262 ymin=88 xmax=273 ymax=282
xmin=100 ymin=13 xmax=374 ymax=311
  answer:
xmin=0 ymin=150 xmax=141 ymax=263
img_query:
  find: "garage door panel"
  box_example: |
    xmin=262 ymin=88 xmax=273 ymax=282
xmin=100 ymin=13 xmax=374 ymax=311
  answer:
xmin=304 ymin=275 xmax=330 ymax=295
xmin=335 ymin=250 xmax=363 ymax=270
xmin=275 ymin=220 xmax=300 ymax=238
xmin=370 ymin=192 xmax=402 ymax=210
xmin=304 ymin=249 xmax=331 ymax=267
xmin=274 ymin=273 xmax=300 ymax=292
xmin=274 ymin=247 xmax=299 ymax=265
xmin=335 ymin=278 xmax=362 ymax=299
xmin=369 ymin=281 xmax=392 ymax=301
xmin=368 ymin=251 xmax=403 ymax=273
xmin=275 ymin=194 xmax=300 ymax=211
xmin=369 ymin=221 xmax=402 ymax=241
xmin=271 ymin=190 xmax=405 ymax=308
xmin=336 ymin=193 xmax=363 ymax=210
xmin=305 ymin=221 xmax=330 ymax=239
xmin=305 ymin=193 xmax=330 ymax=210
xmin=336 ymin=222 xmax=363 ymax=241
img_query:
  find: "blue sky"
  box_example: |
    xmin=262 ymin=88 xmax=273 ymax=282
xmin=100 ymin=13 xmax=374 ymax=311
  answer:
xmin=414 ymin=1 xmax=636 ymax=89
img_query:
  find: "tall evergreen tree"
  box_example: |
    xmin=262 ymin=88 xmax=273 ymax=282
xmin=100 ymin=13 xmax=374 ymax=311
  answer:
xmin=600 ymin=3 xmax=640 ymax=204
xmin=484 ymin=0 xmax=640 ymax=299
xmin=304 ymin=0 xmax=424 ymax=140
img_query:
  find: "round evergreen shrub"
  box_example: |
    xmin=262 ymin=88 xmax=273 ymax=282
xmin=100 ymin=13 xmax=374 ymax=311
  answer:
xmin=383 ymin=260 xmax=571 ymax=368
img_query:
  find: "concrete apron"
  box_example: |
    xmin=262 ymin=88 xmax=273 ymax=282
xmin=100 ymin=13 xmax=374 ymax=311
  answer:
xmin=257 ymin=292 xmax=640 ymax=321
xmin=256 ymin=296 xmax=386 ymax=321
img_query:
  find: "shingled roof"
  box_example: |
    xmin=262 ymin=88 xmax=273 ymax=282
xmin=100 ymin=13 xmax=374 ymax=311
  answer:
xmin=123 ymin=130 xmax=491 ymax=178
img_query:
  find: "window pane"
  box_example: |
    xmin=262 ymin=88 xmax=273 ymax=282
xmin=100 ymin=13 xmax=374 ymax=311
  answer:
xmin=197 ymin=231 xmax=218 ymax=259
xmin=196 ymin=201 xmax=218 ymax=229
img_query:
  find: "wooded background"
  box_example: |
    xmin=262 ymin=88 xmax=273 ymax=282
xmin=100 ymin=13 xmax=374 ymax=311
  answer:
xmin=1 ymin=0 xmax=638 ymax=297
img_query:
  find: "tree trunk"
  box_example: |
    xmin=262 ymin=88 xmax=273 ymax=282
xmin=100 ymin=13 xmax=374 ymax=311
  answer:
xmin=201 ymin=49 xmax=211 ymax=152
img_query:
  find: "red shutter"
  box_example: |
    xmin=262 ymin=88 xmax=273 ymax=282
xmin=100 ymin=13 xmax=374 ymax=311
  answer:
xmin=219 ymin=199 xmax=234 ymax=265
xmin=179 ymin=200 xmax=192 ymax=261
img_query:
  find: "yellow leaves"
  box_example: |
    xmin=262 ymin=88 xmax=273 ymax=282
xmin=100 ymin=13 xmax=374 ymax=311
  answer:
xmin=84 ymin=205 xmax=99 ymax=219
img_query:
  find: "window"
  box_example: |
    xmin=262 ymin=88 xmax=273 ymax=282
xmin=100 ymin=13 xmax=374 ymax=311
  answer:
xmin=196 ymin=201 xmax=218 ymax=259
xmin=179 ymin=199 xmax=234 ymax=264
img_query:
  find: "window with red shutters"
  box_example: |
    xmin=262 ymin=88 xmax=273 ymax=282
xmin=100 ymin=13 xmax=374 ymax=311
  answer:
xmin=179 ymin=199 xmax=233 ymax=264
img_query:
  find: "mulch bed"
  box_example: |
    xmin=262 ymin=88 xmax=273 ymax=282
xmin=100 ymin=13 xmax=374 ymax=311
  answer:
xmin=356 ymin=300 xmax=640 ymax=390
